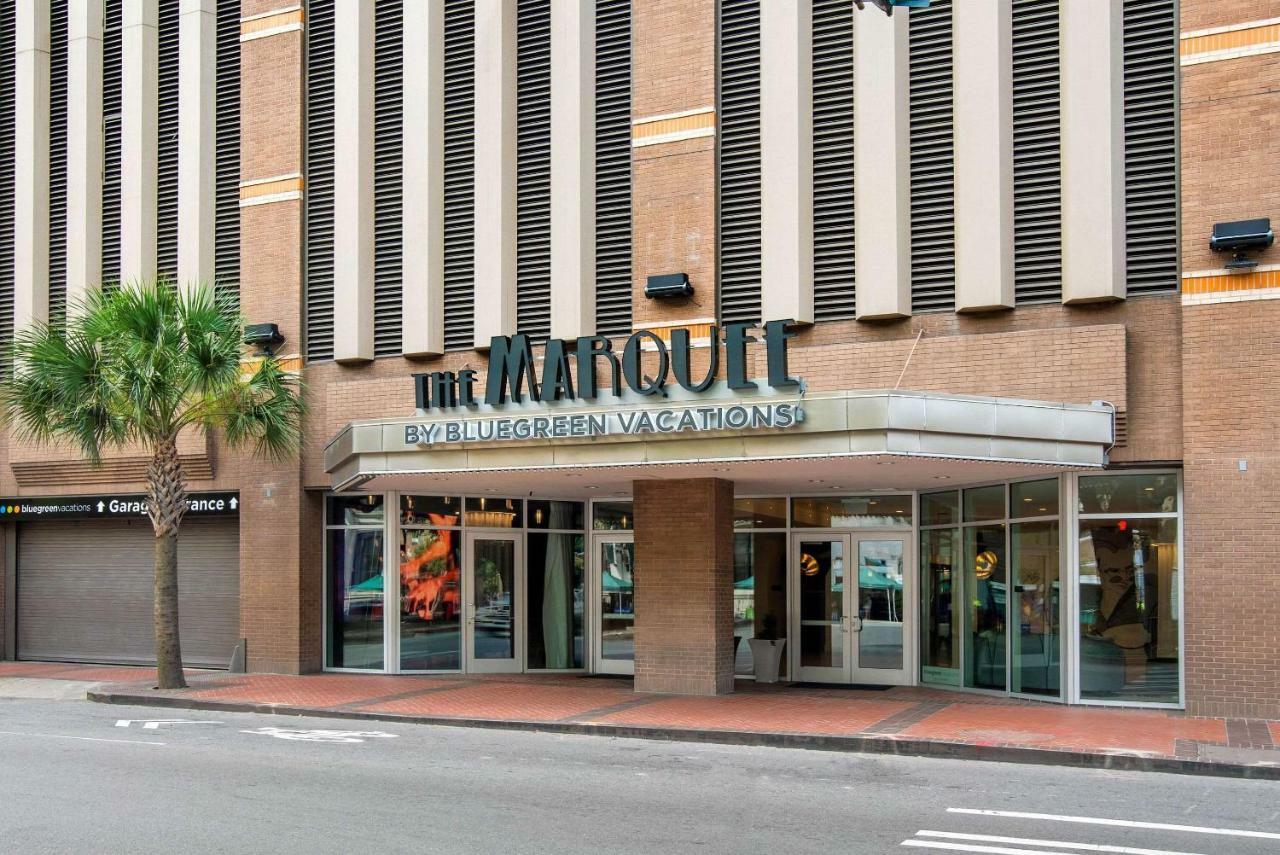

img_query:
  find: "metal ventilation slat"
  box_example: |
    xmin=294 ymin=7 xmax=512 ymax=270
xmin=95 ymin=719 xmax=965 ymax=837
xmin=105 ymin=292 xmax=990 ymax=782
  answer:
xmin=304 ymin=0 xmax=335 ymax=360
xmin=1123 ymin=0 xmax=1178 ymax=295
xmin=908 ymin=0 xmax=955 ymax=313
xmin=1012 ymin=0 xmax=1062 ymax=304
xmin=442 ymin=0 xmax=475 ymax=351
xmin=718 ymin=0 xmax=761 ymax=326
xmin=812 ymin=0 xmax=855 ymax=322
xmin=48 ymin=1 xmax=69 ymax=321
xmin=516 ymin=0 xmax=551 ymax=341
xmin=101 ymin=0 xmax=123 ymax=286
xmin=214 ymin=0 xmax=240 ymax=301
xmin=373 ymin=0 xmax=403 ymax=357
xmin=0 ymin=0 xmax=15 ymax=362
xmin=594 ymin=0 xmax=632 ymax=338
xmin=156 ymin=0 xmax=180 ymax=281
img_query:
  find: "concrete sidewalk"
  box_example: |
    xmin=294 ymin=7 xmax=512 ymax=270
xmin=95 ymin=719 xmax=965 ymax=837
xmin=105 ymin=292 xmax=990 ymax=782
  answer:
xmin=6 ymin=661 xmax=1278 ymax=779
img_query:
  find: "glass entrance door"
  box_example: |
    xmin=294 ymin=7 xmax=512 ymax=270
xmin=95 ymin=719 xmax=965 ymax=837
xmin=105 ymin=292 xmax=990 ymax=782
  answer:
xmin=792 ymin=534 xmax=911 ymax=685
xmin=593 ymin=535 xmax=635 ymax=675
xmin=465 ymin=532 xmax=521 ymax=672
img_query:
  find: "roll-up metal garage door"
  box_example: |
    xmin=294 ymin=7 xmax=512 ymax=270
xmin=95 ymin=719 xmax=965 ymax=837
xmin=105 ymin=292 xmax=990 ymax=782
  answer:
xmin=16 ymin=517 xmax=240 ymax=667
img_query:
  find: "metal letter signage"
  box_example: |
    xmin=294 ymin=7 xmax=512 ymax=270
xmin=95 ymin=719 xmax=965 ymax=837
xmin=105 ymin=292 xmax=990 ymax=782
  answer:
xmin=414 ymin=319 xmax=803 ymax=410
xmin=404 ymin=402 xmax=804 ymax=448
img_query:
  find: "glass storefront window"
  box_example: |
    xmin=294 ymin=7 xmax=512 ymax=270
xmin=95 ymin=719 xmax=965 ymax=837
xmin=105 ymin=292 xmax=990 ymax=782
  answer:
xmin=920 ymin=491 xmax=959 ymax=527
xmin=528 ymin=500 xmax=585 ymax=531
xmin=733 ymin=497 xmax=787 ymax=529
xmin=526 ymin=533 xmax=585 ymax=669
xmin=791 ymin=495 xmax=912 ymax=529
xmin=398 ymin=528 xmax=462 ymax=670
xmin=1011 ymin=479 xmax=1058 ymax=518
xmin=328 ymin=494 xmax=384 ymax=526
xmin=326 ymin=528 xmax=384 ymax=669
xmin=964 ymin=524 xmax=1007 ymax=691
xmin=1079 ymin=473 xmax=1179 ymax=516
xmin=400 ymin=495 xmax=461 ymax=526
xmin=1078 ymin=515 xmax=1180 ymax=704
xmin=732 ymin=532 xmax=787 ymax=677
xmin=464 ymin=496 xmax=523 ymax=528
xmin=1011 ymin=521 xmax=1060 ymax=697
xmin=592 ymin=501 xmax=633 ymax=531
xmin=920 ymin=528 xmax=960 ymax=686
xmin=963 ymin=485 xmax=1005 ymax=522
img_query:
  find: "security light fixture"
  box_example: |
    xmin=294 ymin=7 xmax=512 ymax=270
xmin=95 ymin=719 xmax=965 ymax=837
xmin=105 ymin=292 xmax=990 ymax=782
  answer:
xmin=244 ymin=322 xmax=285 ymax=356
xmin=853 ymin=0 xmax=930 ymax=15
xmin=1210 ymin=218 xmax=1273 ymax=270
xmin=645 ymin=272 xmax=693 ymax=299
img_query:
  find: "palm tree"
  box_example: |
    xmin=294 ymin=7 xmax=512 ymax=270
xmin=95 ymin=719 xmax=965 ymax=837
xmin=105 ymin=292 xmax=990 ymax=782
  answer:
xmin=0 ymin=281 xmax=305 ymax=689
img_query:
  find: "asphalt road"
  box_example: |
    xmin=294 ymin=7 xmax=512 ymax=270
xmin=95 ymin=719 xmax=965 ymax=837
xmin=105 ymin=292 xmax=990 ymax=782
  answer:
xmin=1 ymin=691 xmax=1278 ymax=855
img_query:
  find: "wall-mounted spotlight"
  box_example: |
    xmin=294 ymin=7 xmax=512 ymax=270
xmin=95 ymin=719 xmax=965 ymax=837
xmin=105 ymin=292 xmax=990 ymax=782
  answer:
xmin=1210 ymin=218 xmax=1274 ymax=271
xmin=244 ymin=322 xmax=286 ymax=357
xmin=645 ymin=272 xmax=693 ymax=299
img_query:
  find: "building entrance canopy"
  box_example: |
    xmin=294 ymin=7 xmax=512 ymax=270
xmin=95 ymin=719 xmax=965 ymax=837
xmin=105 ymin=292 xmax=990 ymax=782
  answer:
xmin=325 ymin=386 xmax=1114 ymax=496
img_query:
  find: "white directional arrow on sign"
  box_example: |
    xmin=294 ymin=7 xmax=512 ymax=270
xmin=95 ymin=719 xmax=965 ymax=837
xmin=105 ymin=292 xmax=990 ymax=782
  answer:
xmin=115 ymin=719 xmax=224 ymax=730
xmin=229 ymin=497 xmax=238 ymax=510
xmin=96 ymin=501 xmax=105 ymax=512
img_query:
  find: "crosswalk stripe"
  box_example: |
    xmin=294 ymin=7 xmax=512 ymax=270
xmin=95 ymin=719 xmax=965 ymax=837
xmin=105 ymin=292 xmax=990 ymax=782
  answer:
xmin=913 ymin=830 xmax=1204 ymax=855
xmin=947 ymin=809 xmax=1280 ymax=842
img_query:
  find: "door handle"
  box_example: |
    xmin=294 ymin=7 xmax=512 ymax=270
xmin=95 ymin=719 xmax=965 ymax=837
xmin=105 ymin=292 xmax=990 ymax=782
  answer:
xmin=849 ymin=617 xmax=863 ymax=633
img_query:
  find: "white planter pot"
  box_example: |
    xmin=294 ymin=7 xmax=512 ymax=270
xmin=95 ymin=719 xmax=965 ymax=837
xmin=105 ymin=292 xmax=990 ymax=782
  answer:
xmin=748 ymin=637 xmax=786 ymax=684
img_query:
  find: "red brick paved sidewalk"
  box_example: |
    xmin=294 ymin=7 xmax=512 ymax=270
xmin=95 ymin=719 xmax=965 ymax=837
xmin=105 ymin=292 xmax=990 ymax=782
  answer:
xmin=6 ymin=662 xmax=1278 ymax=778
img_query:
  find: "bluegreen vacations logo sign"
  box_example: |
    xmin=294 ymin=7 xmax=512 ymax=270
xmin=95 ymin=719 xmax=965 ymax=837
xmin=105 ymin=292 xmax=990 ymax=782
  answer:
xmin=406 ymin=320 xmax=806 ymax=447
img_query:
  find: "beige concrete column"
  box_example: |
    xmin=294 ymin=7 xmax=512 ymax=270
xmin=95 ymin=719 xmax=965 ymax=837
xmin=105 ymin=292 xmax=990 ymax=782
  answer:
xmin=332 ymin=0 xmax=375 ymax=362
xmin=633 ymin=478 xmax=736 ymax=696
xmin=401 ymin=0 xmax=445 ymax=356
xmin=952 ymin=0 xmax=1014 ymax=312
xmin=759 ymin=0 xmax=813 ymax=325
xmin=549 ymin=0 xmax=595 ymax=340
xmin=120 ymin=0 xmax=158 ymax=283
xmin=14 ymin=0 xmax=50 ymax=332
xmin=1061 ymin=0 xmax=1126 ymax=304
xmin=66 ymin=0 xmax=103 ymax=311
xmin=473 ymin=0 xmax=518 ymax=345
xmin=177 ymin=0 xmax=217 ymax=292
xmin=853 ymin=9 xmax=911 ymax=320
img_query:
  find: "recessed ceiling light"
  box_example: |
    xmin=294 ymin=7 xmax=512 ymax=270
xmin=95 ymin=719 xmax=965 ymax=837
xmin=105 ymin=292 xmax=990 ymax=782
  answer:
xmin=809 ymin=479 xmax=825 ymax=484
xmin=1039 ymin=507 xmax=1048 ymax=512
xmin=868 ymin=500 xmax=878 ymax=505
xmin=1023 ymin=497 xmax=1033 ymax=502
xmin=934 ymin=476 xmax=951 ymax=480
xmin=585 ymin=486 xmax=599 ymax=490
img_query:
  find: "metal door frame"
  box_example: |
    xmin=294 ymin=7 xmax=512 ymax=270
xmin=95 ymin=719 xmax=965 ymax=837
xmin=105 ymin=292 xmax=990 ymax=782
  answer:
xmin=463 ymin=529 xmax=523 ymax=673
xmin=591 ymin=532 xmax=635 ymax=676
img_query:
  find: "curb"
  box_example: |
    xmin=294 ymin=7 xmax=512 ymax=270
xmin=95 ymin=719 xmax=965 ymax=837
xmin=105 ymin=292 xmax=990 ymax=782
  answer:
xmin=86 ymin=689 xmax=1280 ymax=781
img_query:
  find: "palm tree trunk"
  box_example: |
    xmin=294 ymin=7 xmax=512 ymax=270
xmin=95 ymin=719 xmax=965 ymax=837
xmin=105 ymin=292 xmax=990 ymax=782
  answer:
xmin=149 ymin=434 xmax=188 ymax=689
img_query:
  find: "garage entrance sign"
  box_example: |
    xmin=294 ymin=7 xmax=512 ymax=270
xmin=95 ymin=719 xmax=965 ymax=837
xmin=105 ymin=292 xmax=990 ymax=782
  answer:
xmin=0 ymin=491 xmax=240 ymax=521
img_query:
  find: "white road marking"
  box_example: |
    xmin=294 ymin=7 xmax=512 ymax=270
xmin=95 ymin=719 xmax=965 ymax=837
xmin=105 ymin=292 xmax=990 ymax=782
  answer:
xmin=240 ymin=727 xmax=400 ymax=743
xmin=0 ymin=730 xmax=164 ymax=746
xmin=947 ymin=809 xmax=1280 ymax=842
xmin=911 ymin=830 xmax=1203 ymax=855
xmin=115 ymin=719 xmax=223 ymax=730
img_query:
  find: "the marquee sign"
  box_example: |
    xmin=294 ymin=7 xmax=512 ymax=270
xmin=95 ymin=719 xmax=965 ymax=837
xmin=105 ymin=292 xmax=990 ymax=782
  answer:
xmin=0 ymin=492 xmax=241 ymax=521
xmin=413 ymin=320 xmax=802 ymax=410
xmin=406 ymin=320 xmax=806 ymax=447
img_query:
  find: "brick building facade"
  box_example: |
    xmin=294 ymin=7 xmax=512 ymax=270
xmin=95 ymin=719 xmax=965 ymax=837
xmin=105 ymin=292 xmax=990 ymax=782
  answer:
xmin=0 ymin=0 xmax=1277 ymax=718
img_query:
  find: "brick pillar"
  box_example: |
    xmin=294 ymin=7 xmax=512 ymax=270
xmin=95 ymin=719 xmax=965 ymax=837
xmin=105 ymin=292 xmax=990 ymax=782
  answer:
xmin=630 ymin=0 xmax=718 ymax=329
xmin=632 ymin=478 xmax=735 ymax=695
xmin=1178 ymin=0 xmax=1280 ymax=718
xmin=236 ymin=2 xmax=315 ymax=673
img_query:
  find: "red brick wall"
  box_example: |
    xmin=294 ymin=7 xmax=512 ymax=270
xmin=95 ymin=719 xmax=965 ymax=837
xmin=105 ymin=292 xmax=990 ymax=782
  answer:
xmin=1179 ymin=0 xmax=1280 ymax=717
xmin=633 ymin=478 xmax=735 ymax=694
